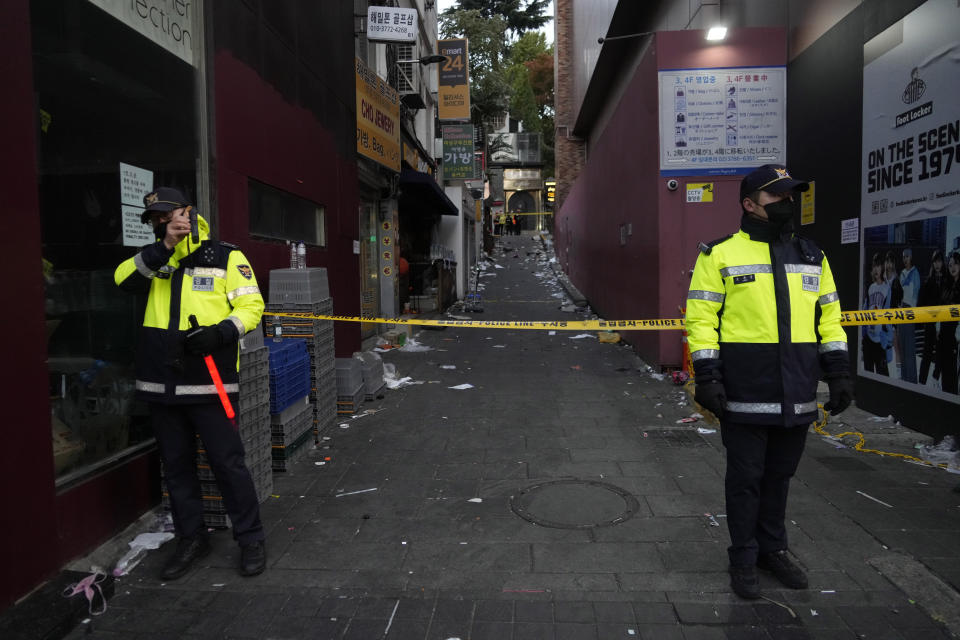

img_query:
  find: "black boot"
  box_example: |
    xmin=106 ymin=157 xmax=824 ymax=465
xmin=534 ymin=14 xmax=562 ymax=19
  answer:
xmin=729 ymin=564 xmax=761 ymax=599
xmin=161 ymin=535 xmax=211 ymax=580
xmin=239 ymin=540 xmax=266 ymax=576
xmin=758 ymin=550 xmax=808 ymax=589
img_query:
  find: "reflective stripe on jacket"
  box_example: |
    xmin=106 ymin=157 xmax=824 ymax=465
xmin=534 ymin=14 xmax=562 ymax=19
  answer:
xmin=686 ymin=229 xmax=847 ymax=426
xmin=114 ymin=215 xmax=264 ymax=404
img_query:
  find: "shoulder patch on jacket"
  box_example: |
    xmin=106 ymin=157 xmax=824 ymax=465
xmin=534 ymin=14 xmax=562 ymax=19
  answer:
xmin=698 ymin=234 xmax=733 ymax=255
xmin=795 ymin=235 xmax=823 ymax=264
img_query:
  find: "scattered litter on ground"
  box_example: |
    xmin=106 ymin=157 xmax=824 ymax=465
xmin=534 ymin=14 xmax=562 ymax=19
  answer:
xmin=697 ymin=427 xmax=716 ymax=434
xmin=672 ymin=371 xmax=690 ymax=385
xmin=493 ymin=344 xmax=506 ymax=348
xmin=399 ymin=338 xmax=433 ymax=352
xmin=569 ymin=333 xmax=594 ymax=339
xmin=468 ymin=498 xmax=483 ymax=503
xmin=856 ymin=490 xmax=893 ymax=508
xmin=597 ymin=331 xmax=620 ymax=343
xmin=868 ymin=415 xmax=894 ymax=422
xmin=917 ymin=435 xmax=960 ymax=467
xmin=441 ymin=365 xmax=456 ymax=369
xmin=383 ymin=363 xmax=423 ymax=389
xmin=63 ymin=571 xmax=108 ymax=615
xmin=336 ymin=487 xmax=378 ymax=497
xmin=650 ymin=372 xmax=665 ymax=381
xmin=548 ymin=330 xmax=556 ymax=335
xmin=705 ymin=513 xmax=720 ymax=527
xmin=449 ymin=383 xmax=474 ymax=390
xmin=112 ymin=532 xmax=174 ymax=576
xmin=570 ymin=365 xmax=582 ymax=371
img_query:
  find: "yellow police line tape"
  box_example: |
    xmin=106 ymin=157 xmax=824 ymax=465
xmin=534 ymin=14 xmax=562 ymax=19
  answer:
xmin=814 ymin=404 xmax=950 ymax=470
xmin=498 ymin=211 xmax=554 ymax=216
xmin=265 ymin=304 xmax=960 ymax=331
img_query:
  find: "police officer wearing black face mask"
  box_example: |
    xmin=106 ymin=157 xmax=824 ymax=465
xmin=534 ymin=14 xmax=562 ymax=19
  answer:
xmin=686 ymin=165 xmax=854 ymax=599
xmin=115 ymin=187 xmax=268 ymax=580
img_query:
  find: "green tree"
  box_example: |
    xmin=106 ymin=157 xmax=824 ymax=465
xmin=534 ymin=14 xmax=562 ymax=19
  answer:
xmin=442 ymin=0 xmax=550 ymax=36
xmin=507 ymin=32 xmax=554 ymax=175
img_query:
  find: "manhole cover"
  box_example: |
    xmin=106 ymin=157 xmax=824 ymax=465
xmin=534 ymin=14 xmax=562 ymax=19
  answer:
xmin=651 ymin=430 xmax=710 ymax=448
xmin=510 ymin=479 xmax=640 ymax=529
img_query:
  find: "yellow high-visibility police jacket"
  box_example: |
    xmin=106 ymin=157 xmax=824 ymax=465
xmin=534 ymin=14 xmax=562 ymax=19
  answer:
xmin=114 ymin=215 xmax=264 ymax=404
xmin=686 ymin=227 xmax=848 ymax=426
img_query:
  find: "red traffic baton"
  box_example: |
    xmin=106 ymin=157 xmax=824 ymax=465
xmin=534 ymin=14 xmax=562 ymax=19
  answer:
xmin=188 ymin=315 xmax=236 ymax=425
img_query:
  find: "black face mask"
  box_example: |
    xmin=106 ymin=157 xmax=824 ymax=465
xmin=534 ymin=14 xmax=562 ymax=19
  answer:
xmin=760 ymin=198 xmax=797 ymax=225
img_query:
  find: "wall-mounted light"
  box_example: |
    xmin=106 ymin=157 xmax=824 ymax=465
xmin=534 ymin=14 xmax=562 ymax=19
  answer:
xmin=705 ymin=26 xmax=727 ymax=41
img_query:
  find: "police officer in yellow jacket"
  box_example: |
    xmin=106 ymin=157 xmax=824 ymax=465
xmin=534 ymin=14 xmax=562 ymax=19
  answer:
xmin=686 ymin=165 xmax=854 ymax=599
xmin=115 ymin=187 xmax=267 ymax=579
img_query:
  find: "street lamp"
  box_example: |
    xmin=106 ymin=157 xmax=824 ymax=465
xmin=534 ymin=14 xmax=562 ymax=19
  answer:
xmin=397 ymin=54 xmax=449 ymax=65
xmin=395 ymin=55 xmax=449 ymax=109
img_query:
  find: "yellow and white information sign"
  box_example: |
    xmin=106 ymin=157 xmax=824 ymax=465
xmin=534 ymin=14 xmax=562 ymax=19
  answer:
xmin=686 ymin=183 xmax=714 ymax=203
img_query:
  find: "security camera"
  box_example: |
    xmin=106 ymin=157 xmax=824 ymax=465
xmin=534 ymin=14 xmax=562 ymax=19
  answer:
xmin=666 ymin=179 xmax=679 ymax=191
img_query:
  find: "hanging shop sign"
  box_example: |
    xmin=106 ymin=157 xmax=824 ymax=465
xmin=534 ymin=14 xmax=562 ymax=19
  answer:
xmin=442 ymin=124 xmax=478 ymax=180
xmin=438 ymin=39 xmax=471 ymax=121
xmin=658 ymin=67 xmax=786 ymax=176
xmin=119 ymin=162 xmax=154 ymax=247
xmin=800 ymin=181 xmax=815 ymax=225
xmin=87 ymin=0 xmax=196 ymax=66
xmin=366 ymin=6 xmax=416 ymax=43
xmin=858 ymin=0 xmax=960 ymax=402
xmin=356 ymin=57 xmax=401 ymax=172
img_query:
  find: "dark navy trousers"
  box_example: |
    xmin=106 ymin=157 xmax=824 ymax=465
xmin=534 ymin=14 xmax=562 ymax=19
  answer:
xmin=151 ymin=402 xmax=264 ymax=545
xmin=720 ymin=420 xmax=808 ymax=566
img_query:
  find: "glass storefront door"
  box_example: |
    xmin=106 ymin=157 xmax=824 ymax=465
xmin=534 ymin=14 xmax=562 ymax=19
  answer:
xmin=31 ymin=0 xmax=199 ymax=483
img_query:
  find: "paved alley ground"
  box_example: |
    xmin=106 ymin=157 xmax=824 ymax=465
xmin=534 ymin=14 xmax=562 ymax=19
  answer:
xmin=62 ymin=234 xmax=960 ymax=639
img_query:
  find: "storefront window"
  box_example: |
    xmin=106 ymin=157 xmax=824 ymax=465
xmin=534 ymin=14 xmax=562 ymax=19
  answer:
xmin=32 ymin=0 xmax=199 ymax=483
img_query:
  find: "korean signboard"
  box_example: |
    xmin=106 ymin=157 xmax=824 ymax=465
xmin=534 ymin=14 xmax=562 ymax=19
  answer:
xmin=442 ymin=125 xmax=478 ymax=180
xmin=658 ymin=67 xmax=786 ymax=176
xmin=438 ymin=39 xmax=471 ymax=121
xmin=355 ymin=57 xmax=401 ymax=172
xmin=858 ymin=0 xmax=960 ymax=402
xmin=366 ymin=6 xmax=416 ymax=43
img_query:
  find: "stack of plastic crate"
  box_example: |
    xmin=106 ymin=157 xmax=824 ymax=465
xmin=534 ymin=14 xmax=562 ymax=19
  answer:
xmin=269 ymin=396 xmax=313 ymax=471
xmin=266 ymin=338 xmax=313 ymax=471
xmin=335 ymin=357 xmax=364 ymax=415
xmin=238 ymin=323 xmax=272 ymax=502
xmin=263 ymin=267 xmax=337 ymax=442
xmin=353 ymin=351 xmax=386 ymax=401
xmin=160 ymin=323 xmax=273 ymax=528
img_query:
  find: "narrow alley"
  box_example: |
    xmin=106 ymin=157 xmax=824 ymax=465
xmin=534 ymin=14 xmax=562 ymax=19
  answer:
xmin=65 ymin=234 xmax=959 ymax=640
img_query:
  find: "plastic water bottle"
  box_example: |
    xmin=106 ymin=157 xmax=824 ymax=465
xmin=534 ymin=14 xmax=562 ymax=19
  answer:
xmin=288 ymin=241 xmax=296 ymax=269
xmin=297 ymin=242 xmax=306 ymax=269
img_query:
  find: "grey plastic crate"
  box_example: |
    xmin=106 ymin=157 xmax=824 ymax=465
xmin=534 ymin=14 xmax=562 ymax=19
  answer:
xmin=270 ymin=395 xmax=311 ymax=424
xmin=268 ymin=268 xmax=329 ymax=305
xmin=335 ymin=358 xmax=363 ymax=393
xmin=239 ymin=322 xmax=265 ymax=352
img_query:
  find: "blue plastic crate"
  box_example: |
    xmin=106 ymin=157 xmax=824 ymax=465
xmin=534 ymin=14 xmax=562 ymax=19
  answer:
xmin=266 ymin=338 xmax=309 ymax=368
xmin=267 ymin=340 xmax=311 ymax=414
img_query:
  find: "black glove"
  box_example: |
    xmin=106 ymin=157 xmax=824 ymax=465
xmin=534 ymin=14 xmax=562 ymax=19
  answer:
xmin=823 ymin=375 xmax=854 ymax=414
xmin=184 ymin=324 xmax=223 ymax=356
xmin=694 ymin=380 xmax=726 ymax=419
